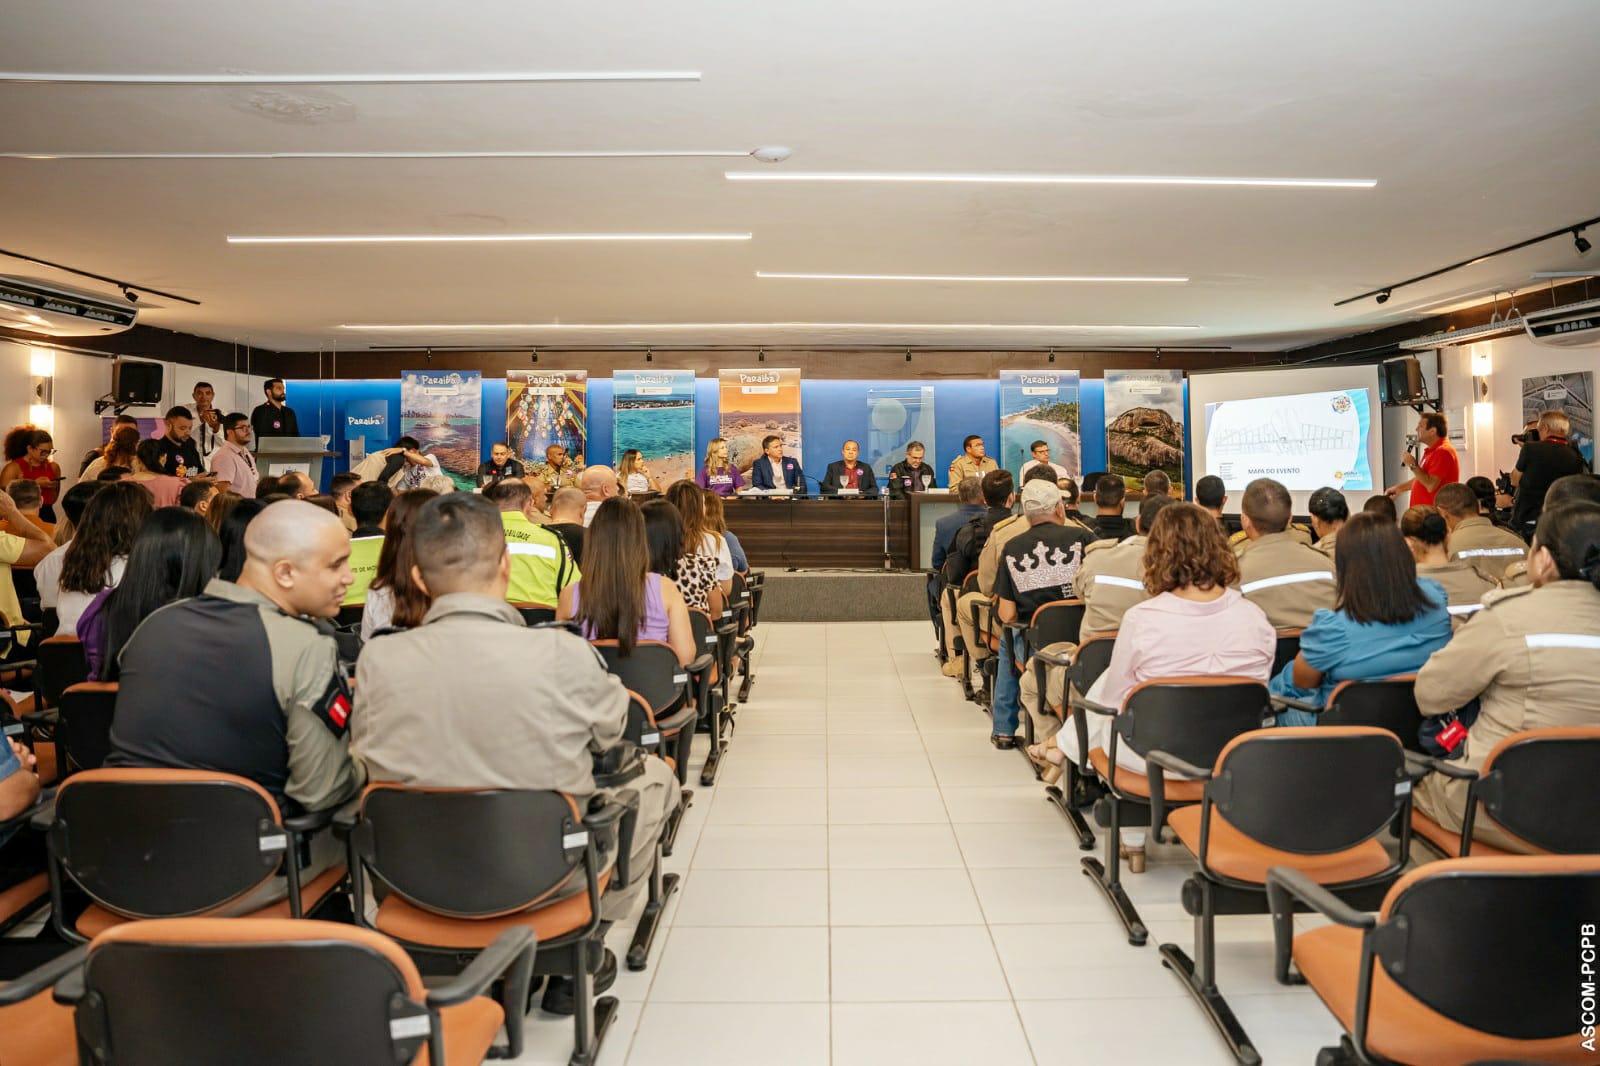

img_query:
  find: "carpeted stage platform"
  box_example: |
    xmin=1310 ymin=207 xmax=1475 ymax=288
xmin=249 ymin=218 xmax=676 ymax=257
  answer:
xmin=755 ymin=569 xmax=932 ymax=623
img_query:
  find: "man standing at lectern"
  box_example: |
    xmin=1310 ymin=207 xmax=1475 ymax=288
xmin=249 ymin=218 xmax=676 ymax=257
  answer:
xmin=750 ymin=435 xmax=804 ymax=493
xmin=250 ymin=378 xmax=300 ymax=441
xmin=821 ymin=440 xmax=879 ymax=495
xmin=948 ymin=435 xmax=998 ymax=487
xmin=888 ymin=441 xmax=938 ymax=498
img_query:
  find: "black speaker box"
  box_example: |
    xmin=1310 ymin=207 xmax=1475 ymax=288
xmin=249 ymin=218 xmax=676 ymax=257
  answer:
xmin=1381 ymin=357 xmax=1423 ymax=405
xmin=112 ymin=360 xmax=163 ymax=405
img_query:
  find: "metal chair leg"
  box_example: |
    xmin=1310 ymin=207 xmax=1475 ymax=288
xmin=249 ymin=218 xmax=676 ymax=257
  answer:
xmin=1080 ymin=794 xmax=1148 ymax=946
xmin=626 ymin=845 xmax=679 ymax=971
xmin=1158 ymin=876 xmax=1261 ymax=1065
xmin=568 ymin=939 xmax=617 ymax=1066
xmin=1044 ymin=760 xmax=1097 ymax=849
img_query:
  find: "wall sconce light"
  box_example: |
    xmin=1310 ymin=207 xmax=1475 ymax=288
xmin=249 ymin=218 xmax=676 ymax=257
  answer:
xmin=29 ymin=348 xmax=55 ymax=430
xmin=1470 ymin=346 xmax=1493 ymax=377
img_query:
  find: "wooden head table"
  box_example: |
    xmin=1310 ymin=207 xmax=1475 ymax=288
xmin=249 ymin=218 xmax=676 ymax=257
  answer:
xmin=722 ymin=496 xmax=911 ymax=569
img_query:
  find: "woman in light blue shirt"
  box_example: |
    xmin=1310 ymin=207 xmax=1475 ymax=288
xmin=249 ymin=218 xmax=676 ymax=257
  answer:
xmin=1271 ymin=511 xmax=1453 ymax=725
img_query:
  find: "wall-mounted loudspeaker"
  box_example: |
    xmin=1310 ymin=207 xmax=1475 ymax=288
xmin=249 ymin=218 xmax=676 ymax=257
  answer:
xmin=1380 ymin=357 xmax=1424 ymax=405
xmin=112 ymin=359 xmax=163 ymax=406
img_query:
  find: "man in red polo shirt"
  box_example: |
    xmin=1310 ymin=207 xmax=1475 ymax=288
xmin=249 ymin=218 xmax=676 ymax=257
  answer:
xmin=1387 ymin=411 xmax=1458 ymax=507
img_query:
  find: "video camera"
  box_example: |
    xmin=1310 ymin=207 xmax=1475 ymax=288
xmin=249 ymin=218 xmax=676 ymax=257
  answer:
xmin=1511 ymin=427 xmax=1540 ymax=446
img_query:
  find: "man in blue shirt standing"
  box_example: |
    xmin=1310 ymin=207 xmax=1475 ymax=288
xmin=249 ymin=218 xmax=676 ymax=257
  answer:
xmin=749 ymin=435 xmax=804 ymax=493
xmin=929 ymin=475 xmax=987 ymax=657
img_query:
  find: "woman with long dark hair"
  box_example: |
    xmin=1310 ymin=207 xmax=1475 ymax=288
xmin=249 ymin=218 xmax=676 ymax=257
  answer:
xmin=1 ymin=426 xmax=61 ymax=523
xmin=643 ymin=498 xmax=718 ymax=611
xmin=55 ymin=481 xmax=152 ymax=633
xmin=664 ymin=479 xmax=732 ymax=597
xmin=80 ymin=508 xmax=221 ymax=679
xmin=216 ymin=498 xmax=267 ymax=583
xmin=1271 ymin=510 xmax=1452 ymax=725
xmin=558 ymin=497 xmax=693 ymax=663
xmin=361 ymin=488 xmax=439 ymax=640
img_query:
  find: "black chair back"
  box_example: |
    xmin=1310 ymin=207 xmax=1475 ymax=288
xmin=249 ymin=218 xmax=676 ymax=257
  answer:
xmin=688 ymin=608 xmax=719 ymax=664
xmin=1114 ymin=679 xmax=1272 ymax=771
xmin=1478 ymin=727 xmax=1600 ymax=854
xmin=1069 ymin=635 xmax=1116 ymax=697
xmin=516 ymin=604 xmax=557 ymax=626
xmin=354 ymin=786 xmax=588 ymax=919
xmin=49 ymin=770 xmax=287 ymax=919
xmin=1271 ymin=630 xmax=1302 ymax=675
xmin=78 ymin=919 xmax=432 ymax=1066
xmin=592 ymin=641 xmax=688 ymax=720
xmin=58 ymin=681 xmax=117 ymax=774
xmin=1028 ymin=600 xmax=1084 ymax=652
xmin=1380 ymin=858 xmax=1600 ymax=1040
xmin=334 ymin=604 xmax=364 ymax=630
xmin=36 ymin=635 xmax=89 ymax=710
xmin=1211 ymin=727 xmax=1406 ymax=856
xmin=1321 ymin=677 xmax=1425 ymax=752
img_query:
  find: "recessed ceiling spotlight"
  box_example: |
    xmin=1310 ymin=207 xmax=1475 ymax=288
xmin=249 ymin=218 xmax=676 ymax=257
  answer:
xmin=726 ymin=171 xmax=1377 ymax=189
xmin=750 ymin=146 xmax=792 ymax=163
xmin=228 ymin=232 xmax=752 ymax=244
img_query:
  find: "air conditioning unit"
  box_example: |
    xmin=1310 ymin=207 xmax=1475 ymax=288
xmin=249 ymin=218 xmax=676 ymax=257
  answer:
xmin=1525 ymin=297 xmax=1600 ymax=349
xmin=0 ymin=275 xmax=139 ymax=337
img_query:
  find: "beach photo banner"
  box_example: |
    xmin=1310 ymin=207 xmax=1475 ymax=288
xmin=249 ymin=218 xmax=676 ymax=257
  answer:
xmin=401 ymin=370 xmax=482 ymax=492
xmin=614 ymin=369 xmax=696 ymax=487
xmin=718 ymin=368 xmax=802 ymax=475
xmin=999 ymin=370 xmax=1080 ymax=479
xmin=1104 ymin=369 xmax=1185 ymax=495
xmin=866 ymin=385 xmax=935 ymax=479
xmin=1522 ymin=370 xmax=1594 ymax=465
xmin=507 ymin=370 xmax=588 ymax=467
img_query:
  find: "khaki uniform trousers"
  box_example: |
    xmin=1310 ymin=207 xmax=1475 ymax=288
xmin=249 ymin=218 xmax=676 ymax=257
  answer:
xmin=1018 ymin=640 xmax=1075 ymax=745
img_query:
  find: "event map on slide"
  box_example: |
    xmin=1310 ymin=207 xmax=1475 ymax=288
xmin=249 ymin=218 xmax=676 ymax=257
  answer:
xmin=1204 ymin=388 xmax=1373 ymax=491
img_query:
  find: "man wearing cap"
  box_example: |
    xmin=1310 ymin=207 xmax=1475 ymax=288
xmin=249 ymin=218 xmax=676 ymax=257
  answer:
xmin=990 ymin=480 xmax=1095 ymax=749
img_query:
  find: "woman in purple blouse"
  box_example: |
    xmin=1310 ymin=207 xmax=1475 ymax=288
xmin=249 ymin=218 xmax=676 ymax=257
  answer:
xmin=696 ymin=437 xmax=744 ymax=497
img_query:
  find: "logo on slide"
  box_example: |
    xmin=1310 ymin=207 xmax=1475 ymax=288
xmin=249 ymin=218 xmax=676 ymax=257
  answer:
xmin=1329 ymin=394 xmax=1352 ymax=414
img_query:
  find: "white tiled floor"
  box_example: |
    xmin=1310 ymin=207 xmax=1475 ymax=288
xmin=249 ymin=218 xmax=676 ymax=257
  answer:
xmin=505 ymin=621 xmax=1349 ymax=1065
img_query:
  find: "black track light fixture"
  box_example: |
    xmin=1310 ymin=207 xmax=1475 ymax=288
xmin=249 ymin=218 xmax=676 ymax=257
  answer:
xmin=1576 ymin=228 xmax=1593 ymax=255
xmin=757 ymin=347 xmax=765 ymax=363
xmin=904 ymin=347 xmax=912 ymax=363
xmin=530 ymin=348 xmax=538 ymax=364
xmin=1375 ymin=289 xmax=1392 ymax=305
xmin=645 ymin=348 xmax=654 ymax=363
xmin=1048 ymin=348 xmax=1055 ymax=364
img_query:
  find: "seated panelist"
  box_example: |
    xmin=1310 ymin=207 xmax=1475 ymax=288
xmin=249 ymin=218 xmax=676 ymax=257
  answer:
xmin=820 ymin=440 xmax=879 ymax=496
xmin=888 ymin=441 xmax=938 ymax=498
xmin=749 ymin=434 xmax=804 ymax=493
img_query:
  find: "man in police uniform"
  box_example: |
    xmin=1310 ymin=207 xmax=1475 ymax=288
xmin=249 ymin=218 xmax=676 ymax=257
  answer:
xmin=532 ymin=443 xmax=584 ymax=491
xmin=1234 ymin=478 xmax=1335 ymax=629
xmin=476 ymin=441 xmax=528 ymax=488
xmin=948 ymin=435 xmax=999 ymax=488
xmin=483 ymin=478 xmax=579 ymax=605
xmin=888 ymin=440 xmax=938 ymax=498
xmin=1436 ymin=482 xmax=1526 ymax=583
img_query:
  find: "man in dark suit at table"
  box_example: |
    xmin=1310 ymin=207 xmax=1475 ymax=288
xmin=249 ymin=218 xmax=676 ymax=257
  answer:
xmin=749 ymin=434 xmax=805 ymax=493
xmin=820 ymin=440 xmax=879 ymax=496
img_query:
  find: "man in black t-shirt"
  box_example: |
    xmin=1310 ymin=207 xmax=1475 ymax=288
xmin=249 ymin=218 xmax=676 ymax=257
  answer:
xmin=1511 ymin=410 xmax=1590 ymax=538
xmin=155 ymin=406 xmax=204 ymax=477
xmin=1089 ymin=474 xmax=1133 ymax=542
xmin=989 ymin=480 xmax=1095 ymax=747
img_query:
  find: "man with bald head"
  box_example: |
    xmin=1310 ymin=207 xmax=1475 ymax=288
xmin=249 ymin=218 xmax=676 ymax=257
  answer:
xmin=108 ymin=500 xmax=365 ymax=819
xmin=580 ymin=465 xmax=619 ymax=526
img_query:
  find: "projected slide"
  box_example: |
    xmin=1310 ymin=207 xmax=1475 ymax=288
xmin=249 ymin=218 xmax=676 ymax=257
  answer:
xmin=1204 ymin=389 xmax=1373 ymax=491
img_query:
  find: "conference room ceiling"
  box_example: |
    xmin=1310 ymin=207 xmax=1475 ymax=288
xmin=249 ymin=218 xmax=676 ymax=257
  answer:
xmin=2 ymin=0 xmax=1598 ymax=354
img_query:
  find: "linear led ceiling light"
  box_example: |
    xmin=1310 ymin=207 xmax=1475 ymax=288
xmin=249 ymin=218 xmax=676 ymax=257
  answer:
xmin=0 ymin=71 xmax=700 ymax=85
xmin=726 ymin=171 xmax=1376 ymax=189
xmin=756 ymin=271 xmax=1188 ymax=283
xmin=229 ymin=232 xmax=752 ymax=244
xmin=339 ymin=322 xmax=1202 ymax=331
xmin=6 ymin=148 xmax=780 ymax=161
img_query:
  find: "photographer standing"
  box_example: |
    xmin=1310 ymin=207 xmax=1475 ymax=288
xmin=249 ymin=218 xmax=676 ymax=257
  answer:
xmin=1387 ymin=411 xmax=1458 ymax=507
xmin=1510 ymin=410 xmax=1589 ymax=538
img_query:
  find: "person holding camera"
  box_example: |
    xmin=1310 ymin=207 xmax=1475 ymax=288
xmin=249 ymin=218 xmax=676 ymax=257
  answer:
xmin=1387 ymin=411 xmax=1457 ymax=507
xmin=1508 ymin=410 xmax=1589 ymax=538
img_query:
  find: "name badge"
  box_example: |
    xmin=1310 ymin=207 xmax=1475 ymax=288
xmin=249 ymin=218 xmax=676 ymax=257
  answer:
xmin=838 ymin=488 xmax=861 ymax=496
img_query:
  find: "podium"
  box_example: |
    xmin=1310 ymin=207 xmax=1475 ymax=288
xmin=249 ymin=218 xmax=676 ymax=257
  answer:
xmin=255 ymin=437 xmax=336 ymax=488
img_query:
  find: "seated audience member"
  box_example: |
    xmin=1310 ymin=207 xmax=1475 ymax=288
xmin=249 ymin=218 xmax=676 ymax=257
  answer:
xmin=343 ymin=482 xmax=393 ymax=608
xmin=1363 ymin=493 xmax=1397 ymax=521
xmin=1020 ymin=439 xmax=1073 ymax=485
xmin=1491 ymin=474 xmax=1600 ymax=593
xmin=351 ymin=436 xmax=442 ymax=491
xmin=178 ymin=478 xmax=219 ymax=519
xmin=932 ymin=477 xmax=985 ymax=572
xmin=53 ymin=481 xmax=151 ymax=634
xmin=702 ymin=490 xmax=747 ymax=573
xmin=887 ymin=440 xmax=937 ymax=498
xmin=546 ymin=487 xmax=588 ymax=564
xmin=420 ymin=474 xmax=455 ymax=495
xmin=1307 ymin=486 xmax=1349 ymax=560
xmin=81 ymin=508 xmax=222 ymax=679
xmin=1195 ymin=473 xmax=1241 ymax=535
xmin=1270 ymin=511 xmax=1451 ymax=724
xmin=279 ymin=471 xmax=316 ymax=499
xmin=750 ymin=435 xmax=805 ymax=493
xmin=209 ymin=413 xmax=259 ymax=498
xmin=475 ymin=441 xmax=526 ymax=489
xmin=558 ymin=497 xmax=695 ymax=665
xmin=2 ymin=426 xmax=62 ymax=524
xmin=1 ymin=480 xmax=52 ymax=538
xmin=1402 ymin=505 xmax=1495 ymax=625
xmin=305 ymin=494 xmax=338 ymax=514
xmin=820 ymin=439 xmax=879 ymax=496
xmin=580 ymin=465 xmax=620 ymax=525
xmin=1141 ymin=470 xmax=1172 ymax=500
xmin=361 ymin=489 xmax=438 ymax=641
xmin=948 ymin=434 xmax=997 ymax=488
xmin=217 ymin=499 xmax=267 ymax=582
xmin=1412 ymin=501 xmax=1600 ymax=852
xmin=108 ymin=500 xmax=363 ymax=819
xmin=205 ymin=490 xmax=242 ymax=536
xmin=130 ymin=439 xmax=188 ymax=508
xmin=154 ymin=406 xmax=202 ymax=477
xmin=1436 ymin=481 xmax=1527 ymax=583
xmin=482 ymin=478 xmax=579 ymax=607
xmin=1041 ymin=503 xmax=1276 ymax=871
xmin=666 ymin=480 xmax=734 ymax=598
xmin=643 ymin=499 xmax=716 ymax=612
xmin=522 ymin=475 xmax=553 ymax=522
xmin=697 ymin=437 xmax=744 ymax=497
xmin=81 ymin=425 xmax=140 ymax=483
xmin=617 ymin=449 xmax=663 ymax=496
xmin=1465 ymin=475 xmax=1506 ymax=525
xmin=532 ymin=443 xmax=584 ymax=491
xmin=1089 ymin=474 xmax=1133 ymax=542
xmin=329 ymin=471 xmax=362 ymax=532
xmin=32 ymin=482 xmax=100 ymax=619
xmin=1060 ymin=478 xmax=1090 ymax=527
xmin=944 ymin=470 xmax=1016 ymax=676
xmin=97 ymin=467 xmax=135 ymax=482
xmin=1235 ymin=478 xmax=1336 ymax=628
xmin=0 ymin=488 xmax=52 ymax=627
xmin=990 ymin=480 xmax=1096 ymax=749
xmin=350 ymin=493 xmax=680 ymax=1000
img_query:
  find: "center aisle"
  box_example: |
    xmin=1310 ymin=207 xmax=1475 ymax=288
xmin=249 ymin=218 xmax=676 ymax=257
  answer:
xmin=509 ymin=621 xmax=1347 ymax=1065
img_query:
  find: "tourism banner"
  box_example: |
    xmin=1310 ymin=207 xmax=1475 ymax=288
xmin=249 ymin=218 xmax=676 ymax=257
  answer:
xmin=1522 ymin=370 xmax=1594 ymax=465
xmin=614 ymin=369 xmax=696 ymax=487
xmin=343 ymin=398 xmax=389 ymax=464
xmin=999 ymin=370 xmax=1080 ymax=479
xmin=507 ymin=370 xmax=588 ymax=467
xmin=400 ymin=370 xmax=482 ymax=491
xmin=1104 ymin=368 xmax=1186 ymax=495
xmin=718 ymin=368 xmax=802 ymax=476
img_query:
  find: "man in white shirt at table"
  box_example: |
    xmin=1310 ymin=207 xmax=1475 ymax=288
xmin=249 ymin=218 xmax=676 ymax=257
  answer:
xmin=1018 ymin=440 xmax=1072 ymax=485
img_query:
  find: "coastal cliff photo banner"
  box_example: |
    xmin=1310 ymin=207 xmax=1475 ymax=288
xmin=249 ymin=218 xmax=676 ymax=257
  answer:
xmin=999 ymin=370 xmax=1080 ymax=480
xmin=507 ymin=370 xmax=588 ymax=468
xmin=400 ymin=370 xmax=482 ymax=492
xmin=718 ymin=368 xmax=803 ymax=475
xmin=1104 ymin=369 xmax=1185 ymax=496
xmin=614 ymin=369 xmax=696 ymax=486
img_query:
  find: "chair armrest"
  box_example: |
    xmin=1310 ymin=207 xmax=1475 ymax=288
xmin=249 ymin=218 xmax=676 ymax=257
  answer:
xmin=26 ymin=791 xmax=58 ymax=832
xmin=653 ymin=704 xmax=698 ymax=736
xmin=0 ymin=944 xmax=86 ymax=1007
xmin=424 ymin=928 xmax=537 ymax=1009
xmin=1404 ymin=750 xmax=1478 ymax=781
xmin=1068 ymin=691 xmax=1118 ymax=717
xmin=1266 ymin=866 xmax=1375 ymax=930
xmin=686 ymin=653 xmax=715 ymax=676
xmin=282 ymin=806 xmax=339 ymax=835
xmin=585 ymin=789 xmax=641 ymax=889
xmin=591 ymin=744 xmax=647 ymax=789
xmin=1268 ymin=695 xmax=1323 ymax=713
xmin=19 ymin=711 xmax=57 ymax=729
xmin=1034 ymin=648 xmax=1074 ymax=668
xmin=582 ymin=789 xmax=640 ymax=833
xmin=1145 ymin=750 xmax=1213 ymax=781
xmin=330 ymin=797 xmax=363 ymax=836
